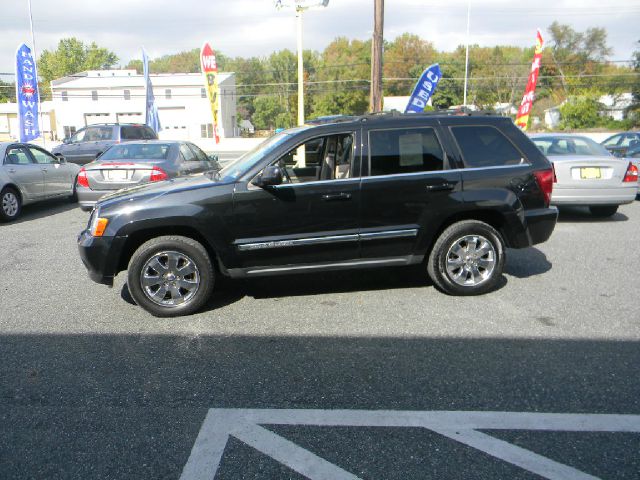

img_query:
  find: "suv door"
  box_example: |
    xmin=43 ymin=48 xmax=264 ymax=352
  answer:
xmin=3 ymin=145 xmax=45 ymax=200
xmin=359 ymin=124 xmax=462 ymax=260
xmin=78 ymin=125 xmax=115 ymax=163
xmin=229 ymin=130 xmax=362 ymax=270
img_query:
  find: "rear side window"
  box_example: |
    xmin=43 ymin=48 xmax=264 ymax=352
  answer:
xmin=85 ymin=126 xmax=113 ymax=141
xmin=451 ymin=126 xmax=523 ymax=168
xmin=120 ymin=126 xmax=148 ymax=140
xmin=369 ymin=127 xmax=445 ymax=176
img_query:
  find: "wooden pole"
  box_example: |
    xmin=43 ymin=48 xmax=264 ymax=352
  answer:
xmin=370 ymin=0 xmax=384 ymax=112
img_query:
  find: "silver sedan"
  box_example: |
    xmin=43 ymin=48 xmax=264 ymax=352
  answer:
xmin=76 ymin=140 xmax=220 ymax=211
xmin=530 ymin=134 xmax=638 ymax=217
xmin=0 ymin=142 xmax=80 ymax=221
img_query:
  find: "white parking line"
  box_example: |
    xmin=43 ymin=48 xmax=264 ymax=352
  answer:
xmin=180 ymin=409 xmax=640 ymax=480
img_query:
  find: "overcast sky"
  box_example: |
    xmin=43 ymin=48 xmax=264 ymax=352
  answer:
xmin=1 ymin=0 xmax=639 ymax=77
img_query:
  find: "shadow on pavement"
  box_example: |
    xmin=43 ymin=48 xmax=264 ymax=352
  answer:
xmin=505 ymin=247 xmax=552 ymax=279
xmin=557 ymin=205 xmax=629 ymax=223
xmin=1 ymin=334 xmax=638 ymax=479
xmin=0 ymin=197 xmax=80 ymax=226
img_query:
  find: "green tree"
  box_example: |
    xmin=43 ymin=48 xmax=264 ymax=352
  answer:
xmin=559 ymin=96 xmax=603 ymax=129
xmin=38 ymin=38 xmax=118 ymax=86
xmin=0 ymin=79 xmax=16 ymax=103
xmin=252 ymin=95 xmax=288 ymax=130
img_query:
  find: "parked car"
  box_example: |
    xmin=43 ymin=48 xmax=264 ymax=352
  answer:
xmin=76 ymin=140 xmax=220 ymax=211
xmin=531 ymin=134 xmax=638 ymax=217
xmin=78 ymin=113 xmax=558 ymax=317
xmin=51 ymin=123 xmax=158 ymax=165
xmin=600 ymin=132 xmax=640 ymax=158
xmin=1 ymin=142 xmax=80 ymax=221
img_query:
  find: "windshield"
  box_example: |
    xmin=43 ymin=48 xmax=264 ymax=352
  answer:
xmin=532 ymin=136 xmax=611 ymax=157
xmin=99 ymin=143 xmax=172 ymax=161
xmin=218 ymin=129 xmax=308 ymax=181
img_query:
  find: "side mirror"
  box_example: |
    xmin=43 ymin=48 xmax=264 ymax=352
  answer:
xmin=252 ymin=165 xmax=284 ymax=188
xmin=95 ymin=151 xmax=103 ymax=159
xmin=208 ymin=154 xmax=219 ymax=162
xmin=62 ymin=137 xmax=71 ymax=144
xmin=57 ymin=155 xmax=66 ymax=164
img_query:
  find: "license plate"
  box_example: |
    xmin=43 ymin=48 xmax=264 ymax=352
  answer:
xmin=580 ymin=167 xmax=601 ymax=179
xmin=107 ymin=170 xmax=128 ymax=181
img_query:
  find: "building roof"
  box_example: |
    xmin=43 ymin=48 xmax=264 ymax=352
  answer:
xmin=51 ymin=70 xmax=235 ymax=89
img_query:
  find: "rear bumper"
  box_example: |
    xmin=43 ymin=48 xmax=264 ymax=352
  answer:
xmin=523 ymin=207 xmax=558 ymax=247
xmin=77 ymin=229 xmax=127 ymax=286
xmin=551 ymin=184 xmax=638 ymax=206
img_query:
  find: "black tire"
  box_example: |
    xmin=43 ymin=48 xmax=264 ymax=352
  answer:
xmin=427 ymin=220 xmax=505 ymax=296
xmin=0 ymin=187 xmax=22 ymax=222
xmin=589 ymin=205 xmax=618 ymax=217
xmin=69 ymin=177 xmax=78 ymax=203
xmin=127 ymin=236 xmax=214 ymax=317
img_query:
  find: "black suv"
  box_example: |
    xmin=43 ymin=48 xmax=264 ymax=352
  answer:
xmin=78 ymin=113 xmax=557 ymax=317
xmin=52 ymin=123 xmax=158 ymax=165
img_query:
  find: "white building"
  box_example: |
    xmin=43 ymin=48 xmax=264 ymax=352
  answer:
xmin=0 ymin=101 xmax=54 ymax=142
xmin=599 ymin=93 xmax=633 ymax=121
xmin=50 ymin=70 xmax=237 ymax=143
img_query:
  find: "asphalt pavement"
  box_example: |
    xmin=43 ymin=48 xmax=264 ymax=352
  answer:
xmin=0 ymin=198 xmax=639 ymax=479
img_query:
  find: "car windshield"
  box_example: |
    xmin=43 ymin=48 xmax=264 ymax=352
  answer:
xmin=532 ymin=136 xmax=611 ymax=157
xmin=99 ymin=143 xmax=171 ymax=161
xmin=218 ymin=128 xmax=309 ymax=181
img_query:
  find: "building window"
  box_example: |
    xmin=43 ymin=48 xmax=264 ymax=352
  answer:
xmin=165 ymin=89 xmax=172 ymax=100
xmin=91 ymin=90 xmax=98 ymax=101
xmin=63 ymin=126 xmax=77 ymax=138
xmin=201 ymin=87 xmax=207 ymax=98
xmin=61 ymin=91 xmax=68 ymax=102
xmin=123 ymin=89 xmax=131 ymax=100
xmin=201 ymin=124 xmax=214 ymax=138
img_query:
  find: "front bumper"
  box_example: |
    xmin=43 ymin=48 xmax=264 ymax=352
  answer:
xmin=77 ymin=229 xmax=127 ymax=286
xmin=551 ymin=184 xmax=638 ymax=206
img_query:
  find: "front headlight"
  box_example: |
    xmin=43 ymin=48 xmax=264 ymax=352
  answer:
xmin=89 ymin=209 xmax=109 ymax=237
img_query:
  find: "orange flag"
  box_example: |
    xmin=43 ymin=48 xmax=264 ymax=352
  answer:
xmin=515 ymin=30 xmax=544 ymax=131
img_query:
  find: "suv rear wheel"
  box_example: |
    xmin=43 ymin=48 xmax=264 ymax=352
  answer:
xmin=427 ymin=220 xmax=505 ymax=295
xmin=127 ymin=236 xmax=214 ymax=317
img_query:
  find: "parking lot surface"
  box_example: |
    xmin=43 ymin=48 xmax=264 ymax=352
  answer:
xmin=1 ymin=199 xmax=639 ymax=479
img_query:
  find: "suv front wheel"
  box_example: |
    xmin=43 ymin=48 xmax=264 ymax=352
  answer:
xmin=127 ymin=236 xmax=214 ymax=317
xmin=427 ymin=220 xmax=505 ymax=296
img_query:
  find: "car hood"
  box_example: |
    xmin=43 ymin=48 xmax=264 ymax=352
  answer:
xmin=97 ymin=172 xmax=228 ymax=207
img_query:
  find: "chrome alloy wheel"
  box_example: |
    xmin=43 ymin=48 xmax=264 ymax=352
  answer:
xmin=2 ymin=191 xmax=18 ymax=217
xmin=445 ymin=235 xmax=496 ymax=287
xmin=140 ymin=250 xmax=200 ymax=307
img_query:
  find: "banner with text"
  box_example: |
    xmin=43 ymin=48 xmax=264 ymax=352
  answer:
xmin=200 ymin=42 xmax=220 ymax=143
xmin=405 ymin=63 xmax=442 ymax=113
xmin=142 ymin=48 xmax=161 ymax=134
xmin=15 ymin=43 xmax=40 ymax=142
xmin=515 ymin=30 xmax=544 ymax=131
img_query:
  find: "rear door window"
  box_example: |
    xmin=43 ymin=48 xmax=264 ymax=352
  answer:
xmin=368 ymin=127 xmax=445 ymax=176
xmin=120 ymin=125 xmax=147 ymax=140
xmin=84 ymin=126 xmax=113 ymax=141
xmin=187 ymin=143 xmax=209 ymax=163
xmin=451 ymin=126 xmax=523 ymax=168
xmin=4 ymin=146 xmax=34 ymax=165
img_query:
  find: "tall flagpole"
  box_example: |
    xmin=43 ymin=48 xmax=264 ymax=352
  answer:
xmin=26 ymin=0 xmax=45 ymax=146
xmin=463 ymin=0 xmax=471 ymax=107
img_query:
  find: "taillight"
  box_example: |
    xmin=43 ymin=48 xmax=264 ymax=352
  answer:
xmin=77 ymin=168 xmax=89 ymax=188
xmin=149 ymin=166 xmax=168 ymax=182
xmin=623 ymin=162 xmax=638 ymax=183
xmin=533 ymin=168 xmax=554 ymax=207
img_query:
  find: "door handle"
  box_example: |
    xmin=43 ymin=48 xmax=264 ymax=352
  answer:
xmin=8 ymin=168 xmax=16 ymax=173
xmin=426 ymin=182 xmax=454 ymax=192
xmin=321 ymin=192 xmax=352 ymax=201
xmin=41 ymin=168 xmax=48 ymax=172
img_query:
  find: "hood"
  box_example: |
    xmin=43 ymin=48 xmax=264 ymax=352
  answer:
xmin=97 ymin=172 xmax=227 ymax=208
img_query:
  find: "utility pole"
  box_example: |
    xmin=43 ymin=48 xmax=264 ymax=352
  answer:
xmin=370 ymin=0 xmax=384 ymax=112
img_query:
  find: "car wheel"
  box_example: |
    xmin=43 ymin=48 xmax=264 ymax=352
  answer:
xmin=127 ymin=236 xmax=214 ymax=317
xmin=589 ymin=205 xmax=618 ymax=217
xmin=0 ymin=187 xmax=21 ymax=222
xmin=69 ymin=178 xmax=78 ymax=202
xmin=427 ymin=220 xmax=505 ymax=296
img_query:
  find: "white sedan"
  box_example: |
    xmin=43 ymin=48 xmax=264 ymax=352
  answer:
xmin=530 ymin=135 xmax=638 ymax=217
